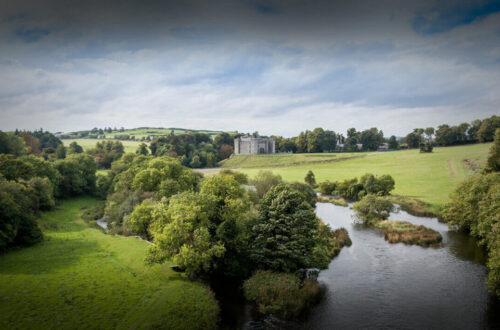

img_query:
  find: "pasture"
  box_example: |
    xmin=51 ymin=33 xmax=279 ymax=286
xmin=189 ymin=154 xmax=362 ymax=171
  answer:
xmin=235 ymin=144 xmax=491 ymax=207
xmin=62 ymin=138 xmax=143 ymax=153
xmin=0 ymin=197 xmax=218 ymax=330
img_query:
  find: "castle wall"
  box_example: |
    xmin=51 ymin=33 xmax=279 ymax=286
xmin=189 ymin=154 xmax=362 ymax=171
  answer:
xmin=234 ymin=137 xmax=275 ymax=155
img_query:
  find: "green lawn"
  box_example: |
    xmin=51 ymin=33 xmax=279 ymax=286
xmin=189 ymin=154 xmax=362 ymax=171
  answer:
xmin=62 ymin=138 xmax=143 ymax=153
xmin=0 ymin=197 xmax=218 ymax=330
xmin=219 ymin=152 xmax=366 ymax=168
xmin=236 ymin=144 xmax=491 ymax=207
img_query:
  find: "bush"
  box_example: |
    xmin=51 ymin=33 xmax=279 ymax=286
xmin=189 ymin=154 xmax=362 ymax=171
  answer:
xmin=442 ymin=172 xmax=500 ymax=295
xmin=219 ymin=169 xmax=249 ymax=184
xmin=304 ymin=170 xmax=316 ymax=187
xmin=352 ymin=194 xmax=395 ymax=224
xmin=250 ymin=170 xmax=283 ymax=198
xmin=318 ymin=180 xmax=336 ymax=195
xmin=243 ymin=270 xmax=323 ymax=319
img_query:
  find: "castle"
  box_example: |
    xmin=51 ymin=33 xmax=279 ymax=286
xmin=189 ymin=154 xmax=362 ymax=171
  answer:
xmin=234 ymin=136 xmax=275 ymax=155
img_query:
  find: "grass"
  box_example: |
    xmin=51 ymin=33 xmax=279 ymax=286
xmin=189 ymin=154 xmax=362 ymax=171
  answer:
xmin=375 ymin=220 xmax=443 ymax=247
xmin=317 ymin=195 xmax=348 ymax=207
xmin=62 ymin=138 xmax=143 ymax=153
xmin=219 ymin=152 xmax=366 ymax=168
xmin=0 ymin=197 xmax=218 ymax=330
xmin=386 ymin=195 xmax=441 ymax=218
xmin=102 ymin=128 xmax=228 ymax=139
xmin=236 ymin=144 xmax=491 ymax=207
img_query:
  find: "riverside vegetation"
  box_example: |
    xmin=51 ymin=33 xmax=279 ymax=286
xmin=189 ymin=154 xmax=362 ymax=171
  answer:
xmin=1 ymin=125 xmax=500 ymax=328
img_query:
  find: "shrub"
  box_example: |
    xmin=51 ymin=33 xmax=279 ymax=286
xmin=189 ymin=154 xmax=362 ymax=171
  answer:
xmin=219 ymin=169 xmax=249 ymax=184
xmin=304 ymin=170 xmax=316 ymax=187
xmin=243 ymin=270 xmax=323 ymax=319
xmin=352 ymin=194 xmax=394 ymax=224
xmin=318 ymin=180 xmax=337 ymax=195
xmin=249 ymin=170 xmax=283 ymax=198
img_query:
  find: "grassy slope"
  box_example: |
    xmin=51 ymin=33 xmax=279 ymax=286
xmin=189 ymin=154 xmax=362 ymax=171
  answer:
xmin=103 ymin=128 xmax=228 ymax=139
xmin=219 ymin=152 xmax=367 ymax=168
xmin=237 ymin=144 xmax=491 ymax=207
xmin=63 ymin=138 xmax=142 ymax=153
xmin=0 ymin=197 xmax=218 ymax=330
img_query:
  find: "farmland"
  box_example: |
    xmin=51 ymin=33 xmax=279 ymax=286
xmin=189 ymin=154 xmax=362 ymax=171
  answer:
xmin=234 ymin=144 xmax=491 ymax=207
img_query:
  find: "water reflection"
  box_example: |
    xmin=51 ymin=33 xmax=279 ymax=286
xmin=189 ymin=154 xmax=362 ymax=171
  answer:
xmin=221 ymin=203 xmax=499 ymax=329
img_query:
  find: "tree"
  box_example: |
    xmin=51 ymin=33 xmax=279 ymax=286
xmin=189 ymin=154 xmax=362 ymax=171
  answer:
xmin=68 ymin=141 xmax=83 ymax=154
xmin=55 ymin=144 xmax=66 ymax=159
xmin=424 ymin=127 xmax=435 ymax=140
xmin=388 ymin=135 xmax=399 ymax=149
xmin=136 ymin=143 xmax=149 ymax=155
xmin=189 ymin=155 xmax=201 ymax=168
xmin=0 ymin=178 xmax=43 ymax=250
xmin=352 ymin=195 xmax=394 ymax=224
xmin=250 ymin=184 xmax=318 ymax=272
xmin=250 ymin=170 xmax=283 ymax=198
xmin=304 ymin=170 xmax=316 ymax=187
xmin=214 ymin=132 xmax=233 ymax=149
xmin=478 ymin=115 xmax=500 ymax=142
xmin=0 ymin=131 xmax=26 ymax=156
xmin=54 ymin=154 xmax=96 ymax=197
xmin=218 ymin=144 xmax=234 ymax=160
xmin=127 ymin=199 xmax=156 ymax=239
xmin=405 ymin=131 xmax=422 ymax=148
xmin=485 ymin=128 xmax=500 ymax=173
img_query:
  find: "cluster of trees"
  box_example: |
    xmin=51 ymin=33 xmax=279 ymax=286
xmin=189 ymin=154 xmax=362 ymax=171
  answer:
xmin=149 ymin=132 xmax=235 ymax=168
xmin=319 ymin=173 xmax=395 ymax=201
xmin=442 ymin=129 xmax=500 ymax=296
xmin=86 ymin=141 xmax=125 ymax=169
xmin=0 ymin=132 xmax=97 ymax=250
xmin=272 ymin=127 xmax=386 ymax=153
xmin=404 ymin=115 xmax=500 ymax=148
xmin=100 ymin=161 xmax=340 ymax=281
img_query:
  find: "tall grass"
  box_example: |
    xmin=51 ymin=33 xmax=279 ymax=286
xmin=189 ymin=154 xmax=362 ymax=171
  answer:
xmin=375 ymin=220 xmax=442 ymax=247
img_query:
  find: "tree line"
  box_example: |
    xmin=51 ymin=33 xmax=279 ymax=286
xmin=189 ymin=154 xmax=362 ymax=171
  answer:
xmin=404 ymin=115 xmax=500 ymax=148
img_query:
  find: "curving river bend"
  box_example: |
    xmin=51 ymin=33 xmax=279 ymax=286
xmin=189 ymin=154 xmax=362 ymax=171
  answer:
xmin=221 ymin=202 xmax=500 ymax=330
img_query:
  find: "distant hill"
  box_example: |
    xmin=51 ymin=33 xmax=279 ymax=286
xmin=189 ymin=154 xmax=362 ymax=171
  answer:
xmin=58 ymin=127 xmax=231 ymax=141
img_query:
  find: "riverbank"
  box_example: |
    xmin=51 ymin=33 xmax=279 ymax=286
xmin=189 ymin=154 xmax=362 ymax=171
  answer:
xmin=0 ymin=197 xmax=219 ymax=329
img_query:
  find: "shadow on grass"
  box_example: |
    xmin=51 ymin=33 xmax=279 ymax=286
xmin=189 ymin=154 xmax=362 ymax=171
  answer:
xmin=0 ymin=236 xmax=101 ymax=275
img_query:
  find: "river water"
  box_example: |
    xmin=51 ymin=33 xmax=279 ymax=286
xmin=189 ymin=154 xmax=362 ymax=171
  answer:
xmin=224 ymin=202 xmax=500 ymax=330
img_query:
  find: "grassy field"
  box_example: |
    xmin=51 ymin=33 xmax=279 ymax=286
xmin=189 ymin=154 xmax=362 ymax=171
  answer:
xmin=102 ymin=127 xmax=228 ymax=139
xmin=235 ymin=144 xmax=491 ymax=207
xmin=219 ymin=152 xmax=367 ymax=168
xmin=0 ymin=197 xmax=218 ymax=330
xmin=62 ymin=138 xmax=143 ymax=153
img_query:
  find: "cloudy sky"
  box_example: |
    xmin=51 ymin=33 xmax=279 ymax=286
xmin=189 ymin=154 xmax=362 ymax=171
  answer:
xmin=1 ymin=0 xmax=499 ymax=137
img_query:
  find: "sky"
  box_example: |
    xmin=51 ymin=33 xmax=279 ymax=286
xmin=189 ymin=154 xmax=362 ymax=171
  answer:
xmin=0 ymin=0 xmax=499 ymax=137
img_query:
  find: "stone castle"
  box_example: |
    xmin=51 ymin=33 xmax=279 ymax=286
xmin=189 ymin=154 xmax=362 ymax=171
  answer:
xmin=234 ymin=136 xmax=275 ymax=155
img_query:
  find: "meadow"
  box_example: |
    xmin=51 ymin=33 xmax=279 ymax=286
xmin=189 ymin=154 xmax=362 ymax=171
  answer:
xmin=0 ymin=197 xmax=218 ymax=330
xmin=63 ymin=138 xmax=143 ymax=153
xmin=219 ymin=152 xmax=366 ymax=168
xmin=234 ymin=144 xmax=491 ymax=207
xmin=103 ymin=128 xmax=227 ymax=139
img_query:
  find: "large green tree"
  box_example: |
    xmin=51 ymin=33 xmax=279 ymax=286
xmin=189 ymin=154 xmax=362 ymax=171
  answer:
xmin=250 ymin=184 xmax=318 ymax=272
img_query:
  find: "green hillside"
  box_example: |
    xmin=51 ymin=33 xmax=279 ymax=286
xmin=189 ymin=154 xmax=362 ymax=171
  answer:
xmin=0 ymin=197 xmax=218 ymax=330
xmin=235 ymin=144 xmax=491 ymax=207
xmin=62 ymin=138 xmax=142 ymax=153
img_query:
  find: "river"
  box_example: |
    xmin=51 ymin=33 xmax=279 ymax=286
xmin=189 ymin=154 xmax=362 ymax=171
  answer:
xmin=221 ymin=202 xmax=500 ymax=329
